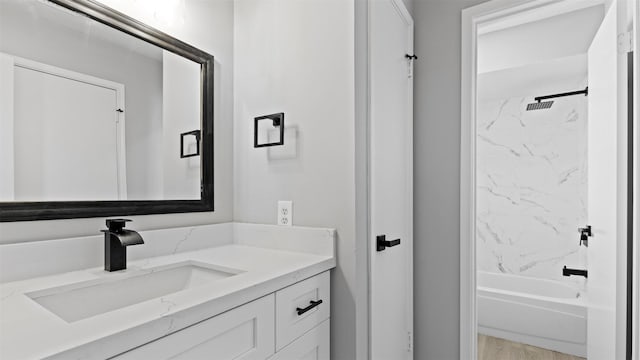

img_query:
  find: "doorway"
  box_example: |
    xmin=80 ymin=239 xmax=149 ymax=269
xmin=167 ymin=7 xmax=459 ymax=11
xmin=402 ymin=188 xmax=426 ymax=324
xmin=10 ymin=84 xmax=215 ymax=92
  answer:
xmin=461 ymin=0 xmax=635 ymax=359
xmin=0 ymin=53 xmax=127 ymax=201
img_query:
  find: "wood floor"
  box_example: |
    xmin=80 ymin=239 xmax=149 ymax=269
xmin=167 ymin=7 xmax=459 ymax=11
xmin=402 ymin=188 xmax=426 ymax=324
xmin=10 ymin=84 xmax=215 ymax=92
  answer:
xmin=478 ymin=335 xmax=585 ymax=360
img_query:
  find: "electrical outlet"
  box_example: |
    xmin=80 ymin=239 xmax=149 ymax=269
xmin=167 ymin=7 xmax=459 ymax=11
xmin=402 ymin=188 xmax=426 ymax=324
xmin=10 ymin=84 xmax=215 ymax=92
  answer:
xmin=277 ymin=201 xmax=293 ymax=226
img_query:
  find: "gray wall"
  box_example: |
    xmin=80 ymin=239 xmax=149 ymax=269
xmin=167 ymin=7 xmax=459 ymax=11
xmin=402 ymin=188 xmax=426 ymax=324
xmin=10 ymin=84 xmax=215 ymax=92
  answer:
xmin=403 ymin=0 xmax=414 ymax=15
xmin=232 ymin=1 xmax=357 ymax=359
xmin=354 ymin=0 xmax=369 ymax=358
xmin=413 ymin=0 xmax=488 ymax=358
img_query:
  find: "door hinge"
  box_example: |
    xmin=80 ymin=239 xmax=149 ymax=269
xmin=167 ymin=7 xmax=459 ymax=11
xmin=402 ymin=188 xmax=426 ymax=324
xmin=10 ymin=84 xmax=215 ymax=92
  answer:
xmin=405 ymin=54 xmax=416 ymax=78
xmin=115 ymin=108 xmax=124 ymax=123
xmin=407 ymin=331 xmax=413 ymax=352
xmin=618 ymin=31 xmax=634 ymax=53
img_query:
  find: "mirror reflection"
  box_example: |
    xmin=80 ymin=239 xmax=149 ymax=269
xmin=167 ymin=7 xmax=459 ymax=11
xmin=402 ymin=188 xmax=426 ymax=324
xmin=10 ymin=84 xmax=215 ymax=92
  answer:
xmin=0 ymin=0 xmax=202 ymax=202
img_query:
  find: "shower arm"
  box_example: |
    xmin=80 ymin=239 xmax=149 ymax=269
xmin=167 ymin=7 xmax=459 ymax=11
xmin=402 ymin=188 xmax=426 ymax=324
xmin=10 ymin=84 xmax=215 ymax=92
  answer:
xmin=534 ymin=87 xmax=588 ymax=103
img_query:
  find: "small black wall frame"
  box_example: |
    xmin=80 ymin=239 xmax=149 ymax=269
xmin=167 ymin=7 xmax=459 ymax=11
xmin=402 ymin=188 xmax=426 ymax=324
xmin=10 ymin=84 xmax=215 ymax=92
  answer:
xmin=180 ymin=130 xmax=201 ymax=158
xmin=254 ymin=112 xmax=285 ymax=148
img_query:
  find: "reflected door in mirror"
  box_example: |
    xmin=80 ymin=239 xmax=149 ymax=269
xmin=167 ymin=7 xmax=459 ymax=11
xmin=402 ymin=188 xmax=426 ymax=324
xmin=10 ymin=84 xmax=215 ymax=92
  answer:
xmin=0 ymin=0 xmax=202 ymax=203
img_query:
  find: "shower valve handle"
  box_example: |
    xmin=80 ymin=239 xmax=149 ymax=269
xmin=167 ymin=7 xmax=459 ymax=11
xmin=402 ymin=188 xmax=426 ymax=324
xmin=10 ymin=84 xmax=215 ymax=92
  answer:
xmin=578 ymin=225 xmax=592 ymax=247
xmin=578 ymin=225 xmax=592 ymax=236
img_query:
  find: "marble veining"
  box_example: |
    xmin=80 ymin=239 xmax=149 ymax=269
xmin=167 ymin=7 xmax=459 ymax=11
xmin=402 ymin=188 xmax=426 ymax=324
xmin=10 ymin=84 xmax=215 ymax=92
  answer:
xmin=476 ymin=90 xmax=588 ymax=284
xmin=0 ymin=223 xmax=234 ymax=284
xmin=171 ymin=227 xmax=197 ymax=255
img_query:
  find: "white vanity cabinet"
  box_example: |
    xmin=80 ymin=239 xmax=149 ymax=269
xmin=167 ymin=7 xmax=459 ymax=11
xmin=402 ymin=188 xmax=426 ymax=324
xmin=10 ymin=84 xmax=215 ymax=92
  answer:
xmin=112 ymin=271 xmax=330 ymax=360
xmin=112 ymin=294 xmax=276 ymax=360
xmin=269 ymin=320 xmax=330 ymax=360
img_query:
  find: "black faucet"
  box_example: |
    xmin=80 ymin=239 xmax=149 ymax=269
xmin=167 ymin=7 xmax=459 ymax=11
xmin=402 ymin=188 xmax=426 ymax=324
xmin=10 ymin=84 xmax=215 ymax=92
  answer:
xmin=101 ymin=219 xmax=144 ymax=272
xmin=563 ymin=266 xmax=588 ymax=278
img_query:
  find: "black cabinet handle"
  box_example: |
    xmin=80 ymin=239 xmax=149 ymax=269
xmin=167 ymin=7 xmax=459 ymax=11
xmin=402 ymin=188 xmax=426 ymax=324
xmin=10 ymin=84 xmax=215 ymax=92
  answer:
xmin=296 ymin=300 xmax=323 ymax=316
xmin=377 ymin=235 xmax=401 ymax=252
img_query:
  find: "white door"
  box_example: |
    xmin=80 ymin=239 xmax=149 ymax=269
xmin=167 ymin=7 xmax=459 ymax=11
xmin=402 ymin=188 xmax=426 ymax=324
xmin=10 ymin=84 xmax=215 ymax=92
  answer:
xmin=587 ymin=1 xmax=629 ymax=358
xmin=369 ymin=0 xmax=414 ymax=359
xmin=13 ymin=64 xmax=123 ymax=201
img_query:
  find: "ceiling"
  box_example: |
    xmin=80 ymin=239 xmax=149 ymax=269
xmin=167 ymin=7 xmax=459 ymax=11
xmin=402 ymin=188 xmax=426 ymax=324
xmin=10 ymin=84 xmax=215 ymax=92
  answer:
xmin=478 ymin=54 xmax=587 ymax=100
xmin=478 ymin=4 xmax=604 ymax=74
xmin=477 ymin=3 xmax=605 ymax=101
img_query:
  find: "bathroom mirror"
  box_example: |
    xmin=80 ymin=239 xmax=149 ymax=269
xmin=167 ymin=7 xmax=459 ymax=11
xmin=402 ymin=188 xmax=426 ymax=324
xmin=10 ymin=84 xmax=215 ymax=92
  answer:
xmin=0 ymin=0 xmax=214 ymax=221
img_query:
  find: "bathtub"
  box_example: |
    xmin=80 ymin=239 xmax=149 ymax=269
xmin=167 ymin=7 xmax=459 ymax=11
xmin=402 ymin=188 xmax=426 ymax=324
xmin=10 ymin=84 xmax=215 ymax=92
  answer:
xmin=477 ymin=271 xmax=587 ymax=357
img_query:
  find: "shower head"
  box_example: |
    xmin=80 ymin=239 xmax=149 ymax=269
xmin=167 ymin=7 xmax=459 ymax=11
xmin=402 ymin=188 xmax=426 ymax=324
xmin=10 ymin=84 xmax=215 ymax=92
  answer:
xmin=526 ymin=87 xmax=588 ymax=111
xmin=526 ymin=100 xmax=554 ymax=111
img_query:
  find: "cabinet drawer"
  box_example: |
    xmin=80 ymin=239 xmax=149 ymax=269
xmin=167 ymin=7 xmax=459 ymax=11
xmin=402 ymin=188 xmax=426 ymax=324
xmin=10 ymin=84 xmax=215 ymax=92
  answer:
xmin=275 ymin=271 xmax=330 ymax=350
xmin=269 ymin=319 xmax=330 ymax=360
xmin=113 ymin=295 xmax=275 ymax=360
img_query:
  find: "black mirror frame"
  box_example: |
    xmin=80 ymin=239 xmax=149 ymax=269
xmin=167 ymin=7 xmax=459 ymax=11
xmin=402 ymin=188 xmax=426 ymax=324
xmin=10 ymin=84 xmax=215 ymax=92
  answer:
xmin=0 ymin=0 xmax=214 ymax=222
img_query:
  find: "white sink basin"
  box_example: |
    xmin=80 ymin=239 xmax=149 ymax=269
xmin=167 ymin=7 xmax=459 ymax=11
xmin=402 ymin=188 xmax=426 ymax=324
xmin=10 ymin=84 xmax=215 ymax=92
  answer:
xmin=27 ymin=261 xmax=243 ymax=323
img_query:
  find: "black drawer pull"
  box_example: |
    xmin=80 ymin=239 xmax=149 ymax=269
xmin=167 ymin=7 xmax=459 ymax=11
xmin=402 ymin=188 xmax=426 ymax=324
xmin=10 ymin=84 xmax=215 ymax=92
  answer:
xmin=296 ymin=300 xmax=323 ymax=316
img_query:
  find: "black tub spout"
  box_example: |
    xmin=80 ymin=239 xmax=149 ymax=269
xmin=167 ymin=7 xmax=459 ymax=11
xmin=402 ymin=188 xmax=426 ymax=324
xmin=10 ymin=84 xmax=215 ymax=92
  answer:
xmin=562 ymin=266 xmax=588 ymax=278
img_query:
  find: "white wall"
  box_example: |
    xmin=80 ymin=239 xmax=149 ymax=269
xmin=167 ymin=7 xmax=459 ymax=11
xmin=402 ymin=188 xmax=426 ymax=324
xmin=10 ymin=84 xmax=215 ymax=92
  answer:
xmin=413 ymin=0 xmax=489 ymax=358
xmin=476 ymin=47 xmax=590 ymax=283
xmin=232 ymin=0 xmax=357 ymax=359
xmin=476 ymin=84 xmax=588 ymax=283
xmin=162 ymin=51 xmax=201 ymax=200
xmin=0 ymin=0 xmax=234 ymax=243
xmin=0 ymin=53 xmax=15 ymax=202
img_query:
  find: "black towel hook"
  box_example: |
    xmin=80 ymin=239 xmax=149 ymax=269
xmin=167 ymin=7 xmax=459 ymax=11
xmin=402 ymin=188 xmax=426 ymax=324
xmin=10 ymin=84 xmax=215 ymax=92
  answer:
xmin=405 ymin=54 xmax=418 ymax=60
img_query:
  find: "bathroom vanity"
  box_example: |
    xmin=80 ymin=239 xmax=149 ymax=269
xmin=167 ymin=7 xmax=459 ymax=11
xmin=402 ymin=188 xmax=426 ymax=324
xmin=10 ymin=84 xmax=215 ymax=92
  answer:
xmin=0 ymin=223 xmax=335 ymax=359
xmin=0 ymin=1 xmax=338 ymax=359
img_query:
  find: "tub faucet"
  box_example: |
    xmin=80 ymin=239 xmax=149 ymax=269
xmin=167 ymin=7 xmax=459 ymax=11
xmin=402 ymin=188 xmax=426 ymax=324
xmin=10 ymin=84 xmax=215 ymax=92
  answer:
xmin=101 ymin=219 xmax=144 ymax=272
xmin=563 ymin=266 xmax=588 ymax=278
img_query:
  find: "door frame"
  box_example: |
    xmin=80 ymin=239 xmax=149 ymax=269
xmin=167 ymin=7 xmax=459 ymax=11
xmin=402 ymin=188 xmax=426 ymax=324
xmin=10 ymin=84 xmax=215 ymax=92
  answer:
xmin=0 ymin=53 xmax=128 ymax=200
xmin=367 ymin=0 xmax=414 ymax=357
xmin=634 ymin=1 xmax=640 ymax=357
xmin=460 ymin=0 xmax=633 ymax=358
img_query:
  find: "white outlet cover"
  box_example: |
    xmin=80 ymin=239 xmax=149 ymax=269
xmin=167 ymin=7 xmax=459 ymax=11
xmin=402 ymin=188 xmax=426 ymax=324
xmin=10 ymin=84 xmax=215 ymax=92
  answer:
xmin=277 ymin=201 xmax=293 ymax=226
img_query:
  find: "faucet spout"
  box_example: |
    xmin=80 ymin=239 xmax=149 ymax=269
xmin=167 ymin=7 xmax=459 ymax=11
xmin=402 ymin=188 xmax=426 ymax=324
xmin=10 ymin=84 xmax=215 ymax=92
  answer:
xmin=102 ymin=219 xmax=144 ymax=272
xmin=102 ymin=229 xmax=144 ymax=247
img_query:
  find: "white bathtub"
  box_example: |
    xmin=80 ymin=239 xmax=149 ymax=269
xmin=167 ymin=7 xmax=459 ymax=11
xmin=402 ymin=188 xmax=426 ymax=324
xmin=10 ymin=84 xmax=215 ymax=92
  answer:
xmin=477 ymin=271 xmax=587 ymax=357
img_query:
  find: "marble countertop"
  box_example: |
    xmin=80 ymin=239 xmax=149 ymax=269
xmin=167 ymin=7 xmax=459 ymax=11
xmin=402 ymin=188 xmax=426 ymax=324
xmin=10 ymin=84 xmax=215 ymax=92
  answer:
xmin=0 ymin=242 xmax=335 ymax=359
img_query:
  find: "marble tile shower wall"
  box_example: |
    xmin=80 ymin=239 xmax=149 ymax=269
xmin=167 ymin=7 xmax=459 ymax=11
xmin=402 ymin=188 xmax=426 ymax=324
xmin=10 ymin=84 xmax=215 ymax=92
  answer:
xmin=476 ymin=93 xmax=588 ymax=283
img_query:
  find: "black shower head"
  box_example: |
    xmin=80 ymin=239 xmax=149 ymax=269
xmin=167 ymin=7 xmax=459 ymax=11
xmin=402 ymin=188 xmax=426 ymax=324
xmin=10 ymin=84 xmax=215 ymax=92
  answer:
xmin=526 ymin=87 xmax=588 ymax=111
xmin=526 ymin=100 xmax=554 ymax=111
